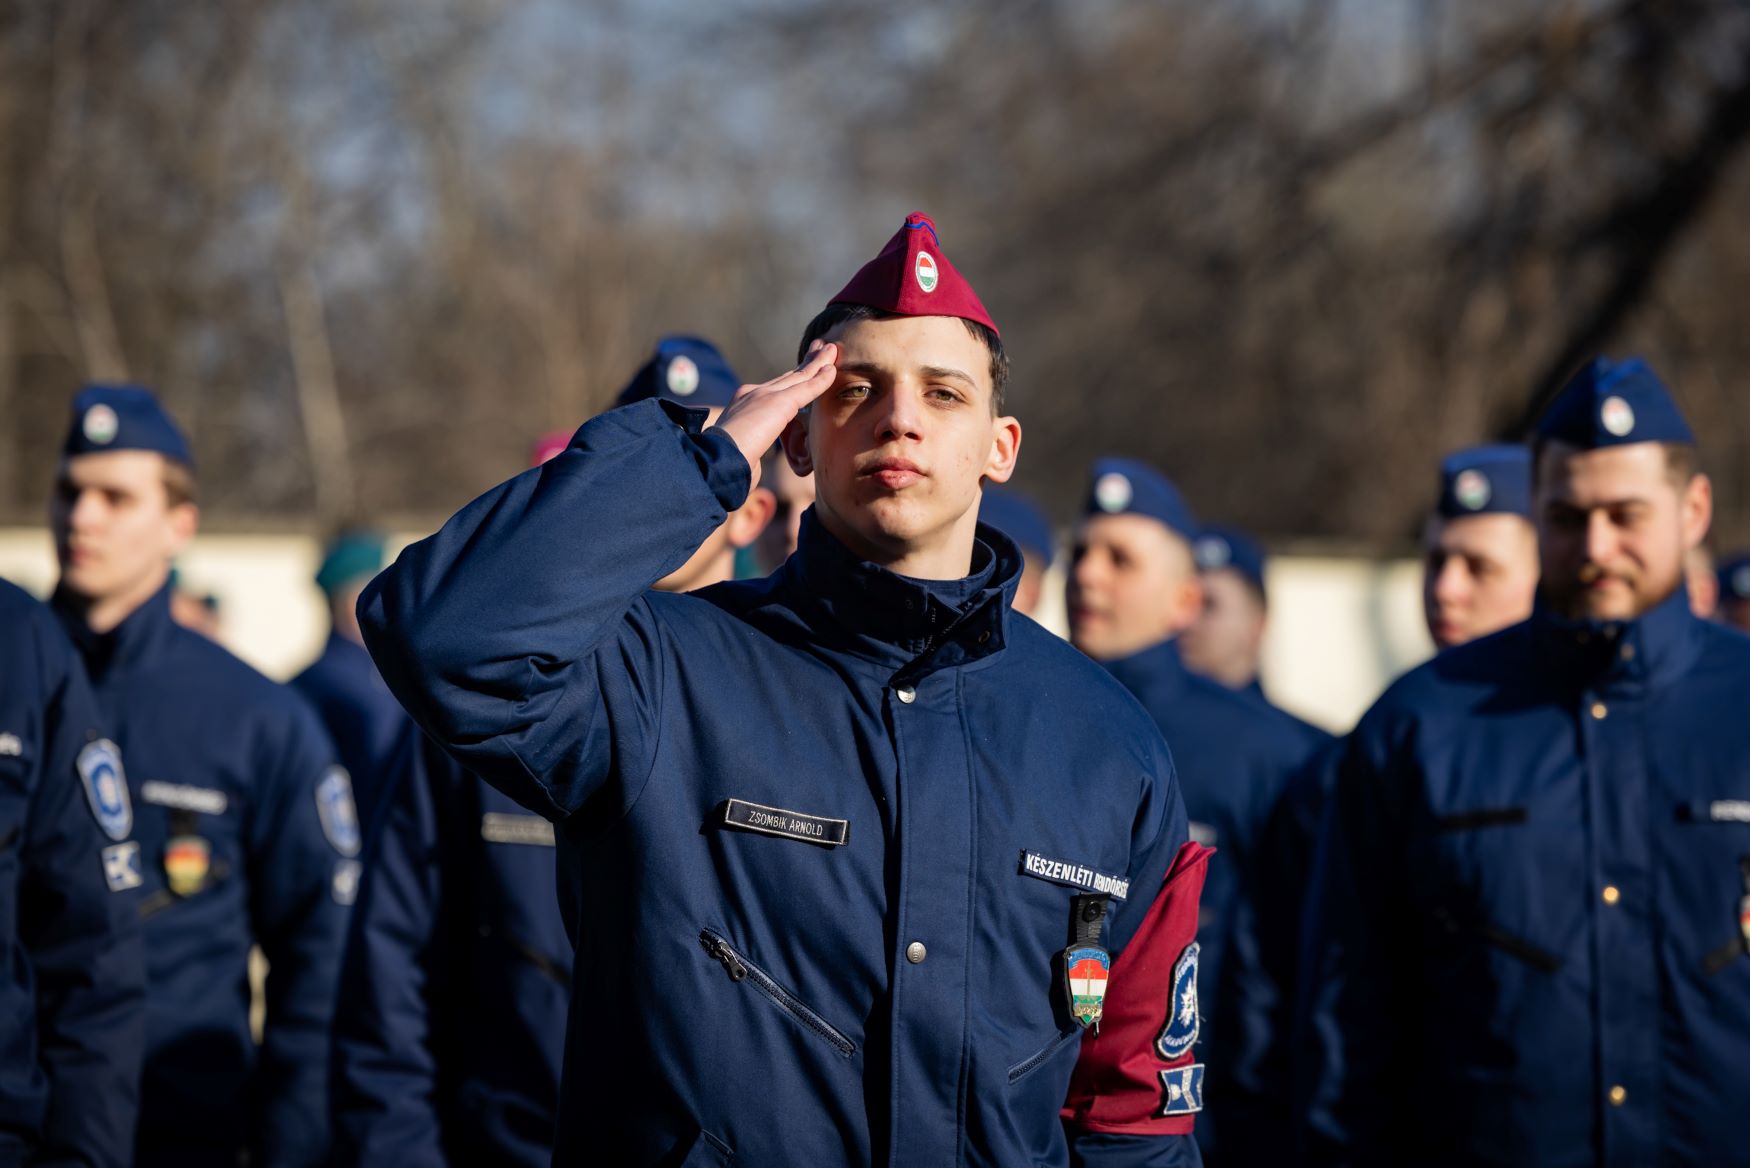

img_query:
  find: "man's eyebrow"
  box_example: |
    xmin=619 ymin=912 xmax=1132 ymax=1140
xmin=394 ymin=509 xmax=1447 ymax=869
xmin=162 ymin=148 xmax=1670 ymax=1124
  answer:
xmin=919 ymin=365 xmax=977 ymax=387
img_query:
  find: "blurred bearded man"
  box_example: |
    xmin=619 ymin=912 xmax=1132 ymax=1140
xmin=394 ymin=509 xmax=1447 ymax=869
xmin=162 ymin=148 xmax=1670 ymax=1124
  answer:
xmin=1300 ymin=357 xmax=1750 ymax=1166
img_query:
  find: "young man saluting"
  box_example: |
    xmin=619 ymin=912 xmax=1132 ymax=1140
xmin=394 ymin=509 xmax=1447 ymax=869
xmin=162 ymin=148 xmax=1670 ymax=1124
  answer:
xmin=362 ymin=214 xmax=1211 ymax=1166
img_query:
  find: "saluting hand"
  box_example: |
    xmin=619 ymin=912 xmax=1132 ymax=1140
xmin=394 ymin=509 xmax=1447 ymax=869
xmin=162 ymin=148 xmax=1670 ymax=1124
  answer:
xmin=711 ymin=341 xmax=837 ymax=492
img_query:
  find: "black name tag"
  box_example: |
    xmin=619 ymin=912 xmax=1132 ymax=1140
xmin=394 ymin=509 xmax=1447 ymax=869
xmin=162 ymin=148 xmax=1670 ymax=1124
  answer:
xmin=721 ymin=798 xmax=850 ymax=847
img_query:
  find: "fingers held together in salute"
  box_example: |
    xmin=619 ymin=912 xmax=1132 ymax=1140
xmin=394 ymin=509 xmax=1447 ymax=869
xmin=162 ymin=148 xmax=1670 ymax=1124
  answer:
xmin=712 ymin=341 xmax=837 ymax=489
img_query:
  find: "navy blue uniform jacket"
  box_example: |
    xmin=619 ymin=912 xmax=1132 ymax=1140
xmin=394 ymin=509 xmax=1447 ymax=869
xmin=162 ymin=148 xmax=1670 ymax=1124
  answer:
xmin=0 ymin=580 xmax=145 ymax=1167
xmin=1102 ymin=642 xmax=1326 ymax=1164
xmin=332 ymin=723 xmax=568 ymax=1166
xmin=1300 ymin=589 xmax=1750 ymax=1167
xmin=360 ymin=400 xmax=1207 ymax=1167
xmin=291 ymin=632 xmax=411 ymax=832
xmin=55 ymin=584 xmax=351 ymax=1167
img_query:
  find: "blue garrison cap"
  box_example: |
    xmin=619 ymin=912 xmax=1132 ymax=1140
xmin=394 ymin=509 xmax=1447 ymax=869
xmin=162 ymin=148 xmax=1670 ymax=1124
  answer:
xmin=1193 ymin=524 xmax=1266 ymax=594
xmin=315 ymin=532 xmax=386 ymax=595
xmin=1536 ymin=357 xmax=1693 ymax=449
xmin=614 ymin=336 xmax=741 ymax=409
xmin=64 ymin=385 xmax=192 ymax=464
xmin=979 ymin=486 xmax=1055 ymax=567
xmin=1437 ymin=444 xmax=1532 ymax=519
xmin=1082 ymin=457 xmax=1198 ymax=542
xmin=1718 ymin=553 xmax=1750 ymax=603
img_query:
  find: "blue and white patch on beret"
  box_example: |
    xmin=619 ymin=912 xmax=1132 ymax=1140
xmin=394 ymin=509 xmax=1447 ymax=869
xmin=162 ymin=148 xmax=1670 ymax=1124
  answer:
xmin=1083 ymin=457 xmax=1198 ymax=541
xmin=1194 ymin=535 xmax=1230 ymax=570
xmin=64 ymin=385 xmax=193 ymax=464
xmin=616 ymin=336 xmax=741 ymax=409
xmin=1437 ymin=444 xmax=1531 ymax=520
xmin=1536 ymin=356 xmax=1693 ymax=450
xmin=1194 ymin=524 xmax=1267 ymax=592
xmin=1719 ymin=554 xmax=1750 ymax=601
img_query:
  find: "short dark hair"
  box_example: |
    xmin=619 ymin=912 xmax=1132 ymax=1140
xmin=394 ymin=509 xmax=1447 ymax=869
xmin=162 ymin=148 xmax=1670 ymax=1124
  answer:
xmin=161 ymin=458 xmax=197 ymax=507
xmin=1532 ymin=437 xmax=1699 ymax=489
xmin=797 ymin=302 xmax=1009 ymax=413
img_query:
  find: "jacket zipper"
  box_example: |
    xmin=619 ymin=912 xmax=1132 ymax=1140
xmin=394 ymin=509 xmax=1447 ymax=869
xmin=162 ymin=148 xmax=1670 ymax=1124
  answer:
xmin=1007 ymin=1027 xmax=1080 ymax=1084
xmin=698 ymin=928 xmax=856 ymax=1057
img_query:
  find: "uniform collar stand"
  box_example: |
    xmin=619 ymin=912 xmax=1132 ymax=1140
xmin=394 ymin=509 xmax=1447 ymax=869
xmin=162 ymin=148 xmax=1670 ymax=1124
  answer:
xmin=785 ymin=507 xmax=1019 ymax=673
xmin=1530 ymin=584 xmax=1702 ymax=689
xmin=1099 ymin=637 xmax=1189 ymax=697
xmin=52 ymin=579 xmax=181 ymax=680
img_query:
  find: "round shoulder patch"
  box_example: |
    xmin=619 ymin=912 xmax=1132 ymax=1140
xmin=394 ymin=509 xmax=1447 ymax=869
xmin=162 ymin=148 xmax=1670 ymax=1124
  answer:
xmin=83 ymin=404 xmax=120 ymax=445
xmin=1094 ymin=472 xmax=1133 ymax=514
xmin=77 ymin=738 xmax=133 ymax=841
xmin=1453 ymin=468 xmax=1492 ymax=511
xmin=1600 ymin=395 xmax=1635 ymax=438
xmin=666 ymin=354 xmax=700 ymax=397
xmin=915 ymin=251 xmax=939 ymax=294
xmin=1155 ymin=941 xmax=1201 ymax=1060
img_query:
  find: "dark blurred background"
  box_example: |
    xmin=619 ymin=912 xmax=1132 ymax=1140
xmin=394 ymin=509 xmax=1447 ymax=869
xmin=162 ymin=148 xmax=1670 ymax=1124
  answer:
xmin=4 ymin=0 xmax=1749 ymax=547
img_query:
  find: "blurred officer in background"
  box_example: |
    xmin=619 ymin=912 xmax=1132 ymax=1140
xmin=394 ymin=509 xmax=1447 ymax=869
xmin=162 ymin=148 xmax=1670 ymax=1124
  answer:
xmin=166 ymin=564 xmax=223 ymax=640
xmin=978 ymin=484 xmax=1054 ymax=617
xmin=0 ymin=580 xmax=145 ymax=1166
xmin=614 ymin=336 xmax=775 ymax=591
xmin=1068 ymin=458 xmax=1325 ymax=1165
xmin=291 ymin=531 xmax=405 ymax=834
xmin=755 ymin=443 xmax=817 ymax=571
xmin=1421 ymin=443 xmax=1538 ymax=651
xmin=1179 ymin=525 xmax=1269 ymax=697
xmin=334 ymin=340 xmax=776 ymax=1166
xmin=49 ymin=385 xmax=353 ymax=1167
xmin=1717 ymin=550 xmax=1750 ymax=632
xmin=359 ymin=214 xmax=1211 ymax=1165
xmin=1300 ymin=357 xmax=1750 ymax=1166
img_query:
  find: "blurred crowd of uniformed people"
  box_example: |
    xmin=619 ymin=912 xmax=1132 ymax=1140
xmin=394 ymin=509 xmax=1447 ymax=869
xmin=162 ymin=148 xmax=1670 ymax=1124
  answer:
xmin=9 ymin=282 xmax=1750 ymax=1166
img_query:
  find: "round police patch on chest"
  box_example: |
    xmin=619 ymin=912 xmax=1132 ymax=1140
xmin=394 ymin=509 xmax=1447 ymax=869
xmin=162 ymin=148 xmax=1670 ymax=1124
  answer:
xmin=77 ymin=739 xmax=132 ymax=842
xmin=1155 ymin=941 xmax=1200 ymax=1059
xmin=315 ymin=767 xmax=361 ymax=858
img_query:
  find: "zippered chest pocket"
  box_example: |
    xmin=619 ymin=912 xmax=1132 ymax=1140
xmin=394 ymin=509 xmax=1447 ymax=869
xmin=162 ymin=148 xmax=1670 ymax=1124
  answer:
xmin=697 ymin=927 xmax=855 ymax=1058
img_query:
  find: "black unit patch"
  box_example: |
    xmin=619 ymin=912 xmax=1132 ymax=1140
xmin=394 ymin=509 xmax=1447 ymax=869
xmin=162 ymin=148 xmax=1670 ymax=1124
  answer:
xmin=721 ymin=798 xmax=850 ymax=848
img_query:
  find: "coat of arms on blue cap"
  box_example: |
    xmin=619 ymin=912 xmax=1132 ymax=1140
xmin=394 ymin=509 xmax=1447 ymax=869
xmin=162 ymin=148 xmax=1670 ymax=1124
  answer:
xmin=1194 ymin=525 xmax=1267 ymax=592
xmin=64 ymin=385 xmax=194 ymax=464
xmin=1535 ymin=357 xmax=1694 ymax=450
xmin=615 ymin=336 xmax=740 ymax=409
xmin=1437 ymin=445 xmax=1531 ymax=520
xmin=1083 ymin=457 xmax=1198 ymax=541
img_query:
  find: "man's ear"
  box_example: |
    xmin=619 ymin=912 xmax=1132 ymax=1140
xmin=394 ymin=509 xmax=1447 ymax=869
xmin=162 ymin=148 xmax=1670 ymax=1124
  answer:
xmin=1683 ymin=473 xmax=1713 ymax=550
xmin=167 ymin=502 xmax=199 ymax=555
xmin=780 ymin=415 xmax=813 ymax=476
xmin=725 ymin=486 xmax=777 ymax=550
xmin=982 ymin=416 xmax=1022 ymax=485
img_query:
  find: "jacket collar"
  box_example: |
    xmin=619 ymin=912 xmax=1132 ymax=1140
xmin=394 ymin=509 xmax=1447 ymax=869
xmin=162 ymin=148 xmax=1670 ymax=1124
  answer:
xmin=52 ymin=579 xmax=182 ymax=682
xmin=780 ymin=508 xmax=1020 ymax=677
xmin=1529 ymin=584 xmax=1704 ymax=693
xmin=1098 ymin=637 xmax=1189 ymax=700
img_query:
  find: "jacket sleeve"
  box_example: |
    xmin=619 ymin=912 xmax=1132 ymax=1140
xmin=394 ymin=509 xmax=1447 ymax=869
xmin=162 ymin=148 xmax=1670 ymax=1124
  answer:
xmin=356 ymin=400 xmax=750 ymax=822
xmin=20 ymin=628 xmax=146 ymax=1167
xmin=1061 ymin=735 xmax=1208 ymax=1167
xmin=246 ymin=699 xmax=353 ymax=1167
xmin=1062 ymin=839 xmax=1213 ymax=1168
xmin=1294 ymin=719 xmax=1415 ymax=1166
xmin=331 ymin=727 xmax=458 ymax=1168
